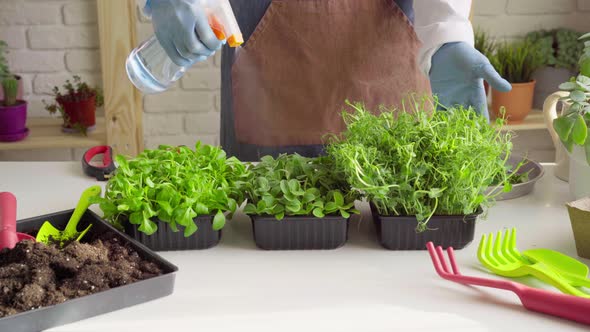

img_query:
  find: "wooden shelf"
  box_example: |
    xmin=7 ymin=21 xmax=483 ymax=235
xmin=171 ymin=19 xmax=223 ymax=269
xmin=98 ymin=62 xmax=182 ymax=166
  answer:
xmin=0 ymin=117 xmax=106 ymax=151
xmin=493 ymin=110 xmax=547 ymax=131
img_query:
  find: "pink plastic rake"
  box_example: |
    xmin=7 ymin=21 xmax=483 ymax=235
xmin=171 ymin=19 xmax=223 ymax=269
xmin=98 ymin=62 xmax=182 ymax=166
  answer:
xmin=426 ymin=242 xmax=590 ymax=325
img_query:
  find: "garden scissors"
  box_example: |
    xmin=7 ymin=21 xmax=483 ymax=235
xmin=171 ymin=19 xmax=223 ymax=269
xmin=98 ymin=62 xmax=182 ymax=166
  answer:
xmin=81 ymin=146 xmax=116 ymax=181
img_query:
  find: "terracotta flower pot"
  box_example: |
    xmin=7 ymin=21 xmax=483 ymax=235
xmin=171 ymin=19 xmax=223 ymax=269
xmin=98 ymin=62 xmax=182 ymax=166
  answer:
xmin=491 ymin=80 xmax=536 ymax=124
xmin=0 ymin=100 xmax=28 ymax=142
xmin=57 ymin=94 xmax=96 ymax=133
xmin=566 ymin=197 xmax=590 ymax=259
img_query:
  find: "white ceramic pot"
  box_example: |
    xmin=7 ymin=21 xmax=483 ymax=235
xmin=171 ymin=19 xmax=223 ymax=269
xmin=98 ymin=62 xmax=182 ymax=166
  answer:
xmin=543 ymin=91 xmax=570 ymax=182
xmin=569 ymin=145 xmax=590 ymax=200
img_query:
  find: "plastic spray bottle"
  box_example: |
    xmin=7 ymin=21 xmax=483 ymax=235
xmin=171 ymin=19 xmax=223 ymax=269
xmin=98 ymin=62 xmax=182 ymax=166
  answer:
xmin=126 ymin=0 xmax=243 ymax=94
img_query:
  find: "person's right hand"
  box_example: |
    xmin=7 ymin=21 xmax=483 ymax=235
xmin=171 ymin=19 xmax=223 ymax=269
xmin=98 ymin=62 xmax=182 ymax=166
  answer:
xmin=146 ymin=0 xmax=224 ymax=67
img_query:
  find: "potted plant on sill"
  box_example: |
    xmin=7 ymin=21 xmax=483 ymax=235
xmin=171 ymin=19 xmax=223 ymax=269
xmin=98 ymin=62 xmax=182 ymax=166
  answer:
xmin=474 ymin=28 xmax=497 ymax=96
xmin=241 ymin=153 xmax=359 ymax=250
xmin=43 ymin=75 xmax=104 ymax=135
xmin=489 ymin=39 xmax=545 ymax=123
xmin=551 ymin=32 xmax=590 ymax=199
xmin=526 ymin=29 xmax=584 ymax=109
xmin=327 ymin=98 xmax=514 ymax=250
xmin=94 ymin=142 xmax=249 ymax=251
xmin=0 ymin=75 xmax=28 ymax=142
xmin=0 ymin=40 xmax=24 ymax=103
xmin=0 ymin=41 xmax=28 ymax=142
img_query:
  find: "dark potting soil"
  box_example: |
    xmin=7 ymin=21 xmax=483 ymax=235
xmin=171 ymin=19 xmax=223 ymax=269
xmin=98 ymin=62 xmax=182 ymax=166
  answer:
xmin=0 ymin=232 xmax=163 ymax=318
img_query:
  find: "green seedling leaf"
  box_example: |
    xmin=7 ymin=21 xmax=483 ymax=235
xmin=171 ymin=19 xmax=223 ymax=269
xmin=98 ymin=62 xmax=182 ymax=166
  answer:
xmin=279 ymin=180 xmax=290 ymax=195
xmin=325 ymin=202 xmax=338 ymax=213
xmin=184 ymin=220 xmax=198 ymax=237
xmin=340 ymin=210 xmax=350 ymax=218
xmin=286 ymin=199 xmax=302 ymax=213
xmin=244 ymin=204 xmax=257 ymax=215
xmin=157 ymin=200 xmax=173 ymax=215
xmin=212 ymin=211 xmax=225 ymax=231
xmin=138 ymin=218 xmax=157 ymax=235
xmin=313 ymin=208 xmax=325 ymax=218
xmin=194 ymin=202 xmax=209 ymax=215
xmin=288 ymin=179 xmax=305 ymax=196
xmin=257 ymin=177 xmax=270 ymax=192
xmin=333 ymin=191 xmax=344 ymax=206
xmin=428 ymin=188 xmax=444 ymax=198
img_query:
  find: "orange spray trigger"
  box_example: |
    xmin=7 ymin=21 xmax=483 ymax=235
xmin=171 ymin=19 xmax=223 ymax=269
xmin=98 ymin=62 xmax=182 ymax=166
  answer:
xmin=208 ymin=15 xmax=226 ymax=41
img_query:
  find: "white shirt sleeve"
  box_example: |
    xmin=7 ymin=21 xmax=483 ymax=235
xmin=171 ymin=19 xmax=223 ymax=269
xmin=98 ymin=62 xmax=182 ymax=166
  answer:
xmin=413 ymin=0 xmax=474 ymax=75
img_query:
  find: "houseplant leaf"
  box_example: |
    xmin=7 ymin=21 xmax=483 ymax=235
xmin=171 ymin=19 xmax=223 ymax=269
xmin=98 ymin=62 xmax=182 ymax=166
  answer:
xmin=554 ymin=116 xmax=577 ymax=142
xmin=572 ymin=114 xmax=588 ymax=145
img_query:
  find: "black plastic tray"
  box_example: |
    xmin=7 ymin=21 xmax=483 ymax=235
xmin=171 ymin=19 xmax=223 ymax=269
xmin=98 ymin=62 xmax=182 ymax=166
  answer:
xmin=0 ymin=209 xmax=178 ymax=332
xmin=124 ymin=215 xmax=221 ymax=251
xmin=250 ymin=215 xmax=349 ymax=250
xmin=370 ymin=204 xmax=480 ymax=250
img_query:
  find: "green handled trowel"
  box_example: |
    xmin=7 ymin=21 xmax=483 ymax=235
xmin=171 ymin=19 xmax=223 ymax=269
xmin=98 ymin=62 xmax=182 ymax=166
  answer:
xmin=36 ymin=185 xmax=102 ymax=247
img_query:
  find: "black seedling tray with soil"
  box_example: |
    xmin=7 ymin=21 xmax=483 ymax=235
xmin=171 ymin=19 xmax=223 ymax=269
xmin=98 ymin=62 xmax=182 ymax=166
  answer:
xmin=250 ymin=215 xmax=349 ymax=250
xmin=0 ymin=209 xmax=178 ymax=332
xmin=124 ymin=215 xmax=221 ymax=251
xmin=370 ymin=204 xmax=480 ymax=250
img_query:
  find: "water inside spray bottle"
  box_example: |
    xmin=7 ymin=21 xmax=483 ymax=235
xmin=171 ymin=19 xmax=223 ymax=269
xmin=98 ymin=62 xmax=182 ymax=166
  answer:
xmin=126 ymin=36 xmax=186 ymax=94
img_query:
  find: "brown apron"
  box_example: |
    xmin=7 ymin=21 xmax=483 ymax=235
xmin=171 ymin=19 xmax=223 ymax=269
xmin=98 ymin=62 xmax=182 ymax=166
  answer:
xmin=231 ymin=0 xmax=431 ymax=147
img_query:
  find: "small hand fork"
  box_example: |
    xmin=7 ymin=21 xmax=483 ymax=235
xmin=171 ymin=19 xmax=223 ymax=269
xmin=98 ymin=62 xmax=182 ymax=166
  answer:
xmin=477 ymin=229 xmax=589 ymax=298
xmin=426 ymin=242 xmax=590 ymax=325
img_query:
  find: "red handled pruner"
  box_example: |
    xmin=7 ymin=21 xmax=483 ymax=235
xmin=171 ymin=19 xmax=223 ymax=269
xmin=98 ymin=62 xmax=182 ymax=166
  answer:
xmin=82 ymin=146 xmax=116 ymax=181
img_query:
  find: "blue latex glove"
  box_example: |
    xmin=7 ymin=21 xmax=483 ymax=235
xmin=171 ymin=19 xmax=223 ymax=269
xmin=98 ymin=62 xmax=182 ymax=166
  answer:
xmin=145 ymin=0 xmax=224 ymax=67
xmin=429 ymin=42 xmax=511 ymax=120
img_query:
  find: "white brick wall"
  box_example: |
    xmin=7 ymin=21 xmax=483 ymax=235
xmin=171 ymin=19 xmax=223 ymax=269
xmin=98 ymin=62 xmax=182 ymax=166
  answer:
xmin=473 ymin=0 xmax=590 ymax=37
xmin=1 ymin=0 xmax=590 ymax=161
xmin=0 ymin=0 xmax=102 ymax=161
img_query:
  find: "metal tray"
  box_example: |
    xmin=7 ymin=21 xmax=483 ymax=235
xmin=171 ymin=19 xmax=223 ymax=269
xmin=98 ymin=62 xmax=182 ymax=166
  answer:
xmin=486 ymin=156 xmax=545 ymax=201
xmin=0 ymin=209 xmax=178 ymax=332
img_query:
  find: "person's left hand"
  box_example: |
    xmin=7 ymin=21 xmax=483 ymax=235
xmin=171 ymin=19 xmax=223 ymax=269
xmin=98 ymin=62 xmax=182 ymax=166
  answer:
xmin=429 ymin=42 xmax=511 ymax=120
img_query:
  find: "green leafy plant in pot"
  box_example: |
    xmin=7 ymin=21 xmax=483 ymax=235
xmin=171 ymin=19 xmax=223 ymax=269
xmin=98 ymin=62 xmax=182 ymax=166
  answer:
xmin=44 ymin=75 xmax=104 ymax=135
xmin=327 ymin=97 xmax=515 ymax=250
xmin=526 ymin=29 xmax=584 ymax=109
xmin=241 ymin=154 xmax=360 ymax=250
xmin=94 ymin=142 xmax=250 ymax=251
xmin=489 ymin=39 xmax=545 ymax=123
xmin=0 ymin=42 xmax=28 ymax=142
xmin=552 ymin=32 xmax=590 ymax=199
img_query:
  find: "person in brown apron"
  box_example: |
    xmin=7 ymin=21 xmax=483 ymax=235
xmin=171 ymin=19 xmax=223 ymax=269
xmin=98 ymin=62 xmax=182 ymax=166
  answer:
xmin=146 ymin=0 xmax=511 ymax=161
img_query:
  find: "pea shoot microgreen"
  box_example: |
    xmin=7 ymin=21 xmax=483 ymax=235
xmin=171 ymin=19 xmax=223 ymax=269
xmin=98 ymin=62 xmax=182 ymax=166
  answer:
xmin=327 ymin=98 xmax=514 ymax=231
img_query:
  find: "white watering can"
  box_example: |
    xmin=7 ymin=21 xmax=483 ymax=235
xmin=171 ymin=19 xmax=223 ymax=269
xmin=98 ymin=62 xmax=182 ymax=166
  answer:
xmin=544 ymin=91 xmax=590 ymax=199
xmin=543 ymin=91 xmax=570 ymax=182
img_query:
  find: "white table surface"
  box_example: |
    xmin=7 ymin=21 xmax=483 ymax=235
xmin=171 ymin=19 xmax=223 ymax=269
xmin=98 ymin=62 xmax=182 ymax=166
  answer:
xmin=0 ymin=162 xmax=588 ymax=332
